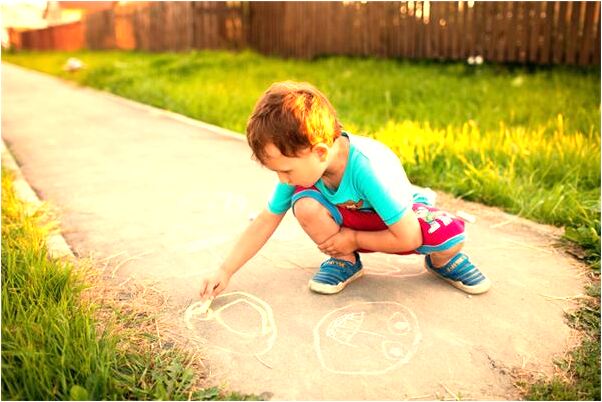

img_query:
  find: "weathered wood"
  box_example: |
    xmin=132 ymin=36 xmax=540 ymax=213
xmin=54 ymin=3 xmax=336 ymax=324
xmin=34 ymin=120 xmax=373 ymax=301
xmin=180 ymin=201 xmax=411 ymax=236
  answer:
xmin=526 ymin=2 xmax=539 ymax=63
xmin=553 ymin=1 xmax=567 ymax=63
xmin=579 ymin=2 xmax=597 ymax=65
xmin=595 ymin=1 xmax=601 ymax=64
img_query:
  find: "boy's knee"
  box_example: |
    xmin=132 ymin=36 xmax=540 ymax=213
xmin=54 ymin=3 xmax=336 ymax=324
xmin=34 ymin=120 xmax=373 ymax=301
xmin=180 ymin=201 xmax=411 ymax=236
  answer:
xmin=293 ymin=197 xmax=332 ymax=224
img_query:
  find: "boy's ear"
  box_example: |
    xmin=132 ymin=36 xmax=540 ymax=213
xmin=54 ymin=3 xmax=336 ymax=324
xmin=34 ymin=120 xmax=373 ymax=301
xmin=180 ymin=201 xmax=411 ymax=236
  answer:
xmin=312 ymin=143 xmax=329 ymax=161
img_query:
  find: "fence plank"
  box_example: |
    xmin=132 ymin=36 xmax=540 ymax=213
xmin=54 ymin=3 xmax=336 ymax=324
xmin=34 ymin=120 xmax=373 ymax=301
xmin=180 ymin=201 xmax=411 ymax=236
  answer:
xmin=433 ymin=1 xmax=442 ymax=59
xmin=553 ymin=1 xmax=566 ymax=63
xmin=458 ymin=1 xmax=467 ymax=58
xmin=565 ymin=1 xmax=579 ymax=64
xmin=540 ymin=1 xmax=553 ymax=64
xmin=574 ymin=1 xmax=587 ymax=65
xmin=499 ymin=1 xmax=510 ymax=62
xmin=475 ymin=2 xmax=485 ymax=57
xmin=449 ymin=1 xmax=458 ymax=59
xmin=480 ymin=1 xmax=488 ymax=60
xmin=579 ymin=1 xmax=597 ymax=65
xmin=449 ymin=1 xmax=457 ymax=59
xmin=517 ymin=1 xmax=526 ymax=63
xmin=416 ymin=1 xmax=423 ymax=59
xmin=527 ymin=2 xmax=540 ymax=63
xmin=595 ymin=1 xmax=601 ymax=64
xmin=406 ymin=1 xmax=415 ymax=59
xmin=440 ymin=1 xmax=451 ymax=59
xmin=388 ymin=2 xmax=397 ymax=57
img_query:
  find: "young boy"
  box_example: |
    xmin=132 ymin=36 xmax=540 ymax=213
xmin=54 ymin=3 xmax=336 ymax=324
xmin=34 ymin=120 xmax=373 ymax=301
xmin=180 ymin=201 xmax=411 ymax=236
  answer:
xmin=198 ymin=81 xmax=490 ymax=300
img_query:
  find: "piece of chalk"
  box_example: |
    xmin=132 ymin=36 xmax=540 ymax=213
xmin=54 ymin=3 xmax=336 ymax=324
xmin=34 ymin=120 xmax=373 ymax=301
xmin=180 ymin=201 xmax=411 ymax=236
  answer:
xmin=199 ymin=297 xmax=214 ymax=314
xmin=456 ymin=210 xmax=476 ymax=223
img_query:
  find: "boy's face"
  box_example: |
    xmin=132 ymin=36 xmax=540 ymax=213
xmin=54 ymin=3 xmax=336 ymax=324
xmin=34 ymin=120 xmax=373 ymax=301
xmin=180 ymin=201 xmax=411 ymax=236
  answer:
xmin=262 ymin=142 xmax=329 ymax=188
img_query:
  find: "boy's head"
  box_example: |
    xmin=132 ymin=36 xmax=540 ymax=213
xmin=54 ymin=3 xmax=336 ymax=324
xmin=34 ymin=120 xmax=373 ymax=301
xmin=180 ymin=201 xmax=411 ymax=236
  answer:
xmin=246 ymin=81 xmax=343 ymax=187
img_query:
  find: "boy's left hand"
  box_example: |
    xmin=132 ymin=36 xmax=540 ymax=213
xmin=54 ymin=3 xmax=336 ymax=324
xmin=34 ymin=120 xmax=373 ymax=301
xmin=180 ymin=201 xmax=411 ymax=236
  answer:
xmin=318 ymin=228 xmax=358 ymax=257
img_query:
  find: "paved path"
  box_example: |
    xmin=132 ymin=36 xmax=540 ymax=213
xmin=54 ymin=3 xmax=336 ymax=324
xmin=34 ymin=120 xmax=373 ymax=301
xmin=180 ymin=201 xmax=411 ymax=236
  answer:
xmin=2 ymin=63 xmax=587 ymax=400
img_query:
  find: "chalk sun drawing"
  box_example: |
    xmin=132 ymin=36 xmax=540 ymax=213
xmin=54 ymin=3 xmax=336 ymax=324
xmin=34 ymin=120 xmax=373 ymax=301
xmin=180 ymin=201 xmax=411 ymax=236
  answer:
xmin=314 ymin=302 xmax=421 ymax=375
xmin=184 ymin=291 xmax=277 ymax=356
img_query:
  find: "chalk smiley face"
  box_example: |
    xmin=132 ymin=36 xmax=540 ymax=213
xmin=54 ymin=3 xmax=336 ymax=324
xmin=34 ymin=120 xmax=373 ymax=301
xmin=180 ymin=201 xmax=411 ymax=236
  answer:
xmin=314 ymin=302 xmax=421 ymax=375
xmin=185 ymin=292 xmax=277 ymax=356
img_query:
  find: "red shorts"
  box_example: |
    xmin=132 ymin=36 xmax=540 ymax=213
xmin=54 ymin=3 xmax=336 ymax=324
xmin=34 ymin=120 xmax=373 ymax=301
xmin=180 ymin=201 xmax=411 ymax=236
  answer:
xmin=291 ymin=186 xmax=465 ymax=255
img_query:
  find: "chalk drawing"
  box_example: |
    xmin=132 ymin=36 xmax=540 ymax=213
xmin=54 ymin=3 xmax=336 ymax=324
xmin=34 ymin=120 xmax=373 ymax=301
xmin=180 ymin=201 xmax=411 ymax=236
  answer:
xmin=184 ymin=291 xmax=277 ymax=356
xmin=314 ymin=302 xmax=421 ymax=375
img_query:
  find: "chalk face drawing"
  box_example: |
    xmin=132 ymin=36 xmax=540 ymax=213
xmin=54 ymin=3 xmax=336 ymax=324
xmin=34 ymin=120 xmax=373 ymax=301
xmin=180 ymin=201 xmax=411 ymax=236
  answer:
xmin=184 ymin=292 xmax=277 ymax=356
xmin=314 ymin=302 xmax=421 ymax=375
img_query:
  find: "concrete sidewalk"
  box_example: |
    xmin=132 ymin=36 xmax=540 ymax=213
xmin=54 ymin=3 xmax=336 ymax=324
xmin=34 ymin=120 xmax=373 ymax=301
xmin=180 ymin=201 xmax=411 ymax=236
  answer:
xmin=2 ymin=63 xmax=587 ymax=400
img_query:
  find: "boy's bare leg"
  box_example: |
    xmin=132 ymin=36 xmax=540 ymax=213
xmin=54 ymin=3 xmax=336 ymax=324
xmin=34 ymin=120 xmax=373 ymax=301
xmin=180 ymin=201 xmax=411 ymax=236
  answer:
xmin=428 ymin=243 xmax=464 ymax=268
xmin=294 ymin=197 xmax=356 ymax=263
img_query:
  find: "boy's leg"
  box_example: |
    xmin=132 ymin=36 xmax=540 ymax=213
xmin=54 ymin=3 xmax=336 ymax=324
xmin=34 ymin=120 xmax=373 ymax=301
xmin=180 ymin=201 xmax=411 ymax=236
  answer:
xmin=291 ymin=189 xmax=363 ymax=294
xmin=293 ymin=197 xmax=356 ymax=264
xmin=412 ymin=204 xmax=490 ymax=294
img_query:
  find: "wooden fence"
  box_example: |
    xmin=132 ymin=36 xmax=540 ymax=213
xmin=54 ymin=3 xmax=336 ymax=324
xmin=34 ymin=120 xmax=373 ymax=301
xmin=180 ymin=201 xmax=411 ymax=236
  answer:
xmin=250 ymin=1 xmax=601 ymax=65
xmin=18 ymin=21 xmax=84 ymax=51
xmin=86 ymin=1 xmax=247 ymax=51
xmin=11 ymin=1 xmax=602 ymax=66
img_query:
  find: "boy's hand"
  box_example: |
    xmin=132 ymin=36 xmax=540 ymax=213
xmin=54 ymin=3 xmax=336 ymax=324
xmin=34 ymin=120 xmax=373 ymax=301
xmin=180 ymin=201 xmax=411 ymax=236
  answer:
xmin=318 ymin=227 xmax=358 ymax=257
xmin=199 ymin=269 xmax=231 ymax=301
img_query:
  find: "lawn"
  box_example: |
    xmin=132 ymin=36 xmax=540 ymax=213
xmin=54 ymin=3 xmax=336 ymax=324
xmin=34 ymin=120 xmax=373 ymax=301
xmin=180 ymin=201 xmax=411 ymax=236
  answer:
xmin=2 ymin=49 xmax=600 ymax=399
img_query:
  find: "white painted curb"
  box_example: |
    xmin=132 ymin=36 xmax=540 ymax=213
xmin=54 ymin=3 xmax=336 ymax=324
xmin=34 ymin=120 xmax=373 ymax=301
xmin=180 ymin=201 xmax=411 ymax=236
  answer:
xmin=1 ymin=140 xmax=75 ymax=259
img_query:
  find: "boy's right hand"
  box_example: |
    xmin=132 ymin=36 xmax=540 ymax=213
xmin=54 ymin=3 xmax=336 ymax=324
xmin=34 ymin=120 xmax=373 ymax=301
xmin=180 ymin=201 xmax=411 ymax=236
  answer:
xmin=199 ymin=269 xmax=231 ymax=301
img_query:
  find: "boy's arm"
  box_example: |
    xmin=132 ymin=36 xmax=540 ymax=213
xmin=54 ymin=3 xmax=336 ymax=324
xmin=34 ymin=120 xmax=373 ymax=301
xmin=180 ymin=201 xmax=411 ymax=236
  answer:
xmin=199 ymin=207 xmax=285 ymax=300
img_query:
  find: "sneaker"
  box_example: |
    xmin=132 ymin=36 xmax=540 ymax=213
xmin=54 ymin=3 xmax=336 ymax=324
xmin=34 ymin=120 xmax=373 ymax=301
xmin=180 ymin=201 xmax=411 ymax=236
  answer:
xmin=425 ymin=253 xmax=491 ymax=294
xmin=309 ymin=252 xmax=363 ymax=294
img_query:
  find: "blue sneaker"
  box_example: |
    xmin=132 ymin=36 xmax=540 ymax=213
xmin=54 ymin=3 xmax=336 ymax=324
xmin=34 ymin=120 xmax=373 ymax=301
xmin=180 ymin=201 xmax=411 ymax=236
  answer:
xmin=309 ymin=252 xmax=363 ymax=294
xmin=425 ymin=253 xmax=491 ymax=294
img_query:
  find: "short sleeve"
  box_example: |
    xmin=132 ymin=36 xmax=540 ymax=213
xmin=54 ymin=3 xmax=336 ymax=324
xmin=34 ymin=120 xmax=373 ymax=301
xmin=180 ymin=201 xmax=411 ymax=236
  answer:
xmin=355 ymin=159 xmax=414 ymax=226
xmin=267 ymin=182 xmax=295 ymax=215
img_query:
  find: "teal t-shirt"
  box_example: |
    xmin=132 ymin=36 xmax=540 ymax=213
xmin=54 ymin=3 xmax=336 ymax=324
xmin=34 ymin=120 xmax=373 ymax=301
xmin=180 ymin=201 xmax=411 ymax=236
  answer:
xmin=267 ymin=132 xmax=415 ymax=226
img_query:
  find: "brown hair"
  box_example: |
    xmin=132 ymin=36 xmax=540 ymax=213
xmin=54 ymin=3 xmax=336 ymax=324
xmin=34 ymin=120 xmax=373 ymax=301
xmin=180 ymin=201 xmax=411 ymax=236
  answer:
xmin=246 ymin=81 xmax=342 ymax=164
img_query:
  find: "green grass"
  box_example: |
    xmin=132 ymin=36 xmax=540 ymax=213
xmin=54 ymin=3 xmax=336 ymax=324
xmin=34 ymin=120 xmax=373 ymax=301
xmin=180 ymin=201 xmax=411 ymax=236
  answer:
xmin=1 ymin=168 xmax=258 ymax=401
xmin=2 ymin=49 xmax=600 ymax=399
